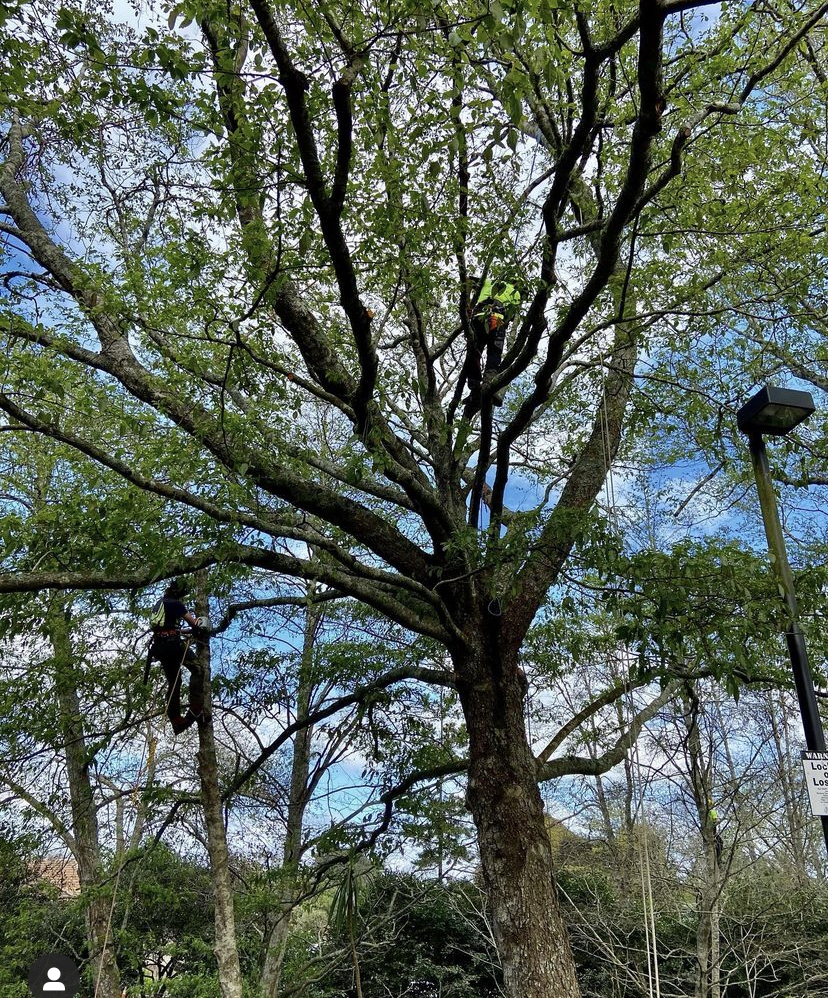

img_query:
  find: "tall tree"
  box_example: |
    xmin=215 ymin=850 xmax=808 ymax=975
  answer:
xmin=3 ymin=1 xmax=828 ymax=993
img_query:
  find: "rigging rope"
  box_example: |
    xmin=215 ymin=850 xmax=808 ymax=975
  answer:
xmin=597 ymin=334 xmax=662 ymax=998
xmin=93 ymin=636 xmax=193 ymax=997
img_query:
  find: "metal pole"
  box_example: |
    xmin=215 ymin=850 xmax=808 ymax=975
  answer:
xmin=747 ymin=432 xmax=828 ymax=856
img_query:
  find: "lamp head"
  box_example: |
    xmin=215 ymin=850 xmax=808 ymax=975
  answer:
xmin=737 ymin=384 xmax=815 ymax=437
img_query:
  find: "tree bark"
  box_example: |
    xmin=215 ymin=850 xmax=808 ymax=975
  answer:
xmin=457 ymin=631 xmax=581 ymax=998
xmin=194 ymin=580 xmax=245 ymax=998
xmin=710 ymin=891 xmax=720 ymax=998
xmin=48 ymin=600 xmax=122 ymax=998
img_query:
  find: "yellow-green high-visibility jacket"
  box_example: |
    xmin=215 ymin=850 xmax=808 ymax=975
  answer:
xmin=474 ymin=279 xmax=521 ymax=321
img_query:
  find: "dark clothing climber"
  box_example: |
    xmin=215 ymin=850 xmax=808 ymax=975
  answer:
xmin=465 ymin=278 xmax=521 ymax=405
xmin=145 ymin=580 xmax=209 ymax=734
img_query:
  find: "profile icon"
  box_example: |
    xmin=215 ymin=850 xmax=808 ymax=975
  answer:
xmin=43 ymin=967 xmax=65 ymax=991
xmin=27 ymin=954 xmax=79 ymax=997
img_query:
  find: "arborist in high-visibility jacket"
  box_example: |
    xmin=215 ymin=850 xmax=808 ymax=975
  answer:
xmin=707 ymin=798 xmax=723 ymax=862
xmin=464 ymin=277 xmax=521 ymax=405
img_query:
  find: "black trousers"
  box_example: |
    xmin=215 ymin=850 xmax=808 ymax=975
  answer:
xmin=466 ymin=314 xmax=507 ymax=390
xmin=152 ymin=637 xmax=204 ymax=720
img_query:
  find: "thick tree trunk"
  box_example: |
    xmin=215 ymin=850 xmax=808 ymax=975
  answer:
xmin=710 ymin=884 xmax=720 ymax=998
xmin=695 ymin=905 xmax=710 ymax=998
xmin=194 ymin=584 xmax=245 ymax=998
xmin=457 ymin=636 xmax=581 ymax=998
xmin=695 ymin=862 xmax=720 ymax=998
xmin=48 ymin=603 xmax=122 ymax=998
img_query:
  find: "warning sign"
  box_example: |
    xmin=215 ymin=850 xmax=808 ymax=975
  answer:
xmin=801 ymin=751 xmax=828 ymax=817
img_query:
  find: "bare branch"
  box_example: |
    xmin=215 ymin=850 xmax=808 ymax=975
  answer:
xmin=222 ymin=665 xmax=458 ymax=800
xmin=537 ymin=681 xmax=681 ymax=781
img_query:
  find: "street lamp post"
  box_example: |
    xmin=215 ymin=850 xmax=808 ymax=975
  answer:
xmin=737 ymin=384 xmax=828 ymax=857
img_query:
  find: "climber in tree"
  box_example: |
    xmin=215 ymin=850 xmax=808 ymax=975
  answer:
xmin=464 ymin=276 xmax=521 ymax=406
xmin=707 ymin=798 xmax=724 ymax=862
xmin=144 ymin=579 xmax=209 ymax=733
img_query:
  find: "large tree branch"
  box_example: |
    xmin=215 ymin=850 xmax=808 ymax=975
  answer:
xmin=246 ymin=0 xmax=377 ymax=418
xmin=0 ymin=519 xmax=452 ymax=639
xmin=535 ymin=671 xmax=661 ymax=765
xmin=330 ymin=54 xmax=364 ymax=215
xmin=504 ymin=324 xmax=636 ymax=649
xmin=0 ymin=549 xmax=242 ymax=594
xmin=490 ymin=1 xmax=667 ymax=520
xmin=0 ymin=775 xmax=77 ymax=854
xmin=0 ymin=390 xmax=450 ymax=621
xmin=537 ymin=680 xmax=680 ymax=781
xmin=222 ymin=664 xmax=458 ymax=800
xmin=197 ymin=22 xmax=454 ymax=546
xmin=212 ymin=590 xmax=345 ymax=634
xmin=229 ymin=547 xmax=454 ymax=641
xmin=0 ymin=235 xmax=434 ymax=588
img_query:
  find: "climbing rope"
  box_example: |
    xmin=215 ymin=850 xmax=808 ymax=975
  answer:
xmin=93 ymin=635 xmax=193 ymax=997
xmin=626 ymin=690 xmax=661 ymax=998
xmin=597 ymin=330 xmax=662 ymax=998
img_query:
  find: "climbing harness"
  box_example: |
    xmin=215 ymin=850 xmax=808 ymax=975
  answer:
xmin=145 ymin=624 xmax=206 ymax=731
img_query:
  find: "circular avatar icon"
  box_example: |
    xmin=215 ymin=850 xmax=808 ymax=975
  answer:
xmin=28 ymin=953 xmax=80 ymax=997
